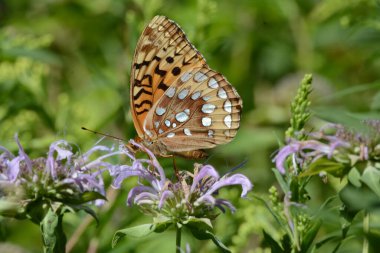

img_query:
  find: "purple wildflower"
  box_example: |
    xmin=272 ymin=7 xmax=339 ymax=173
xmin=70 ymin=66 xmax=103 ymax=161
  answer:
xmin=274 ymin=120 xmax=380 ymax=174
xmin=0 ymin=135 xmax=116 ymax=218
xmin=109 ymin=141 xmax=253 ymax=221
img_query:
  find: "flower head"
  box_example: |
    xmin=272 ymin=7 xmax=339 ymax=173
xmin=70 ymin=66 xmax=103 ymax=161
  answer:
xmin=274 ymin=120 xmax=380 ymax=175
xmin=0 ymin=135 xmax=116 ymax=220
xmin=109 ymin=141 xmax=253 ymax=223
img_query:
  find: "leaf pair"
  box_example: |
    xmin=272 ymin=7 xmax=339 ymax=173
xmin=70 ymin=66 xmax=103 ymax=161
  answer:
xmin=112 ymin=216 xmax=231 ymax=252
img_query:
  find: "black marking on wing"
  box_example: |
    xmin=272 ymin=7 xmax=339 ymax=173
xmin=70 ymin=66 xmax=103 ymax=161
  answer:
xmin=157 ymin=81 xmax=169 ymax=91
xmin=135 ymin=100 xmax=153 ymax=108
xmin=172 ymin=66 xmax=181 ymax=76
xmin=166 ymin=56 xmax=174 ymax=63
xmin=153 ymin=55 xmax=161 ymax=62
xmin=141 ymin=74 xmax=153 ymax=86
xmin=182 ymin=54 xmax=199 ymax=66
xmin=133 ymin=88 xmax=153 ymax=100
xmin=136 ymin=108 xmax=150 ymax=115
xmin=154 ymin=65 xmax=167 ymax=77
xmin=134 ymin=56 xmax=161 ymax=69
xmin=134 ymin=60 xmax=150 ymax=70
xmin=134 ymin=77 xmax=152 ymax=88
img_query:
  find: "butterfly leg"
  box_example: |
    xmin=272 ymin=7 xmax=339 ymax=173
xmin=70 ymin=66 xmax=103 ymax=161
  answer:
xmin=172 ymin=155 xmax=182 ymax=181
xmin=125 ymin=143 xmax=138 ymax=155
xmin=159 ymin=154 xmax=181 ymax=180
xmin=157 ymin=153 xmax=181 ymax=180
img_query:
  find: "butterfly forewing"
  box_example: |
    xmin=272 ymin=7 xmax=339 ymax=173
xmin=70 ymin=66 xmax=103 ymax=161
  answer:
xmin=144 ymin=66 xmax=242 ymax=152
xmin=130 ymin=15 xmax=242 ymax=158
xmin=131 ymin=16 xmax=206 ymax=137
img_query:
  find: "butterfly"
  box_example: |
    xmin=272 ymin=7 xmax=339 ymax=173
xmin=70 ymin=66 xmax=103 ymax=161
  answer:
xmin=130 ymin=15 xmax=242 ymax=159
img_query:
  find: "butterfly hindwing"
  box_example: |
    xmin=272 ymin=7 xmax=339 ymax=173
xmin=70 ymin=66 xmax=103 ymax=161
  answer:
xmin=144 ymin=66 xmax=242 ymax=152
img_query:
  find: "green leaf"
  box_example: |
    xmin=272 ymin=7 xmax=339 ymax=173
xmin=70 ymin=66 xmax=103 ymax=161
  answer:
xmin=253 ymin=195 xmax=287 ymax=228
xmin=371 ymin=90 xmax=380 ymax=110
xmin=361 ymin=166 xmax=380 ymax=197
xmin=301 ymin=219 xmax=322 ymax=252
xmin=299 ymin=158 xmax=348 ymax=177
xmin=112 ymin=224 xmax=156 ymax=248
xmin=313 ymin=107 xmax=366 ymax=131
xmin=204 ymin=230 xmax=231 ymax=253
xmin=347 ymin=167 xmax=361 ymax=187
xmin=3 ymin=47 xmax=60 ymax=65
xmin=319 ymin=81 xmax=380 ymax=101
xmin=315 ymin=234 xmax=340 ymax=249
xmin=262 ymin=230 xmax=284 ymax=253
xmin=78 ymin=205 xmax=99 ymax=225
xmin=182 ymin=217 xmax=213 ymax=234
xmin=25 ymin=199 xmax=48 ymax=224
xmin=153 ymin=215 xmax=173 ymax=233
xmin=183 ymin=217 xmax=213 ymax=239
xmin=339 ymin=186 xmax=361 ymax=221
xmin=183 ymin=217 xmax=230 ymax=252
xmin=281 ymin=234 xmax=292 ymax=253
xmin=338 ymin=184 xmax=380 ymax=219
xmin=61 ymin=191 xmax=106 ymax=205
xmin=272 ymin=168 xmax=290 ymax=193
xmin=189 ymin=229 xmax=231 ymax=252
xmin=0 ymin=200 xmax=22 ymax=218
xmin=80 ymin=191 xmax=107 ymax=203
xmin=40 ymin=208 xmax=66 ymax=253
xmin=315 ymin=231 xmax=356 ymax=252
xmin=366 ymin=228 xmax=380 ymax=252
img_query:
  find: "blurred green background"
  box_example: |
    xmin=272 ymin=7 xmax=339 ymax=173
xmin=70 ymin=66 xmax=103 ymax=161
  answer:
xmin=1 ymin=0 xmax=380 ymax=252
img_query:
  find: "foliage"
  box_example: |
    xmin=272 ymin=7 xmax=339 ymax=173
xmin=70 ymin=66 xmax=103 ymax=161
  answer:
xmin=1 ymin=0 xmax=380 ymax=252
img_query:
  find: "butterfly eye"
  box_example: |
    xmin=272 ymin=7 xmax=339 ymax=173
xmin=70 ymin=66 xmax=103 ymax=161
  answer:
xmin=145 ymin=141 xmax=153 ymax=145
xmin=130 ymin=16 xmax=242 ymax=158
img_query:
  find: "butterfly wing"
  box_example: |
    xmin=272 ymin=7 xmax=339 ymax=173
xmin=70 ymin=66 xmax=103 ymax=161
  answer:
xmin=130 ymin=15 xmax=206 ymax=137
xmin=144 ymin=66 xmax=242 ymax=152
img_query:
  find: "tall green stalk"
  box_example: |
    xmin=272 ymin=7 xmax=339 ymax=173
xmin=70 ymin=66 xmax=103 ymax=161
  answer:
xmin=362 ymin=211 xmax=369 ymax=253
xmin=176 ymin=224 xmax=182 ymax=253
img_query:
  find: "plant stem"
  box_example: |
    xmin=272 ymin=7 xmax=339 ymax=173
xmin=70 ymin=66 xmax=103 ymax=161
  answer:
xmin=362 ymin=211 xmax=369 ymax=253
xmin=176 ymin=224 xmax=182 ymax=253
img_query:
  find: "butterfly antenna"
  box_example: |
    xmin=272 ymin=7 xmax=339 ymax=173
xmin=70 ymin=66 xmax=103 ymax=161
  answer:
xmin=204 ymin=153 xmax=215 ymax=164
xmin=81 ymin=127 xmax=126 ymax=142
xmin=227 ymin=159 xmax=248 ymax=174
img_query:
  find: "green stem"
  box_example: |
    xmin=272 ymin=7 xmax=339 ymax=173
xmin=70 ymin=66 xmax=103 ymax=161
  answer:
xmin=362 ymin=211 xmax=370 ymax=253
xmin=176 ymin=224 xmax=182 ymax=253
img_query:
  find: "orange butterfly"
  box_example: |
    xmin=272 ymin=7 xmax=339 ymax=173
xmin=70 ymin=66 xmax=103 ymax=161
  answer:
xmin=130 ymin=16 xmax=242 ymax=159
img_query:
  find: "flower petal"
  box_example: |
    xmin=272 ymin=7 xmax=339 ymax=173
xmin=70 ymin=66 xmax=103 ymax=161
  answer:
xmin=130 ymin=140 xmax=166 ymax=186
xmin=190 ymin=164 xmax=220 ymax=193
xmin=204 ymin=174 xmax=253 ymax=198
xmin=15 ymin=134 xmax=33 ymax=173
xmin=158 ymin=190 xmax=175 ymax=209
xmin=6 ymin=156 xmax=22 ymax=182
xmin=273 ymin=143 xmax=299 ymax=174
xmin=134 ymin=192 xmax=159 ymax=206
xmin=195 ymin=194 xmax=215 ymax=207
xmin=127 ymin=185 xmax=157 ymax=206
xmin=215 ymin=199 xmax=236 ymax=213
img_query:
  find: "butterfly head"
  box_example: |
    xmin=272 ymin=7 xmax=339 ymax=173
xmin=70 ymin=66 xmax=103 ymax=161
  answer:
xmin=133 ymin=135 xmax=169 ymax=157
